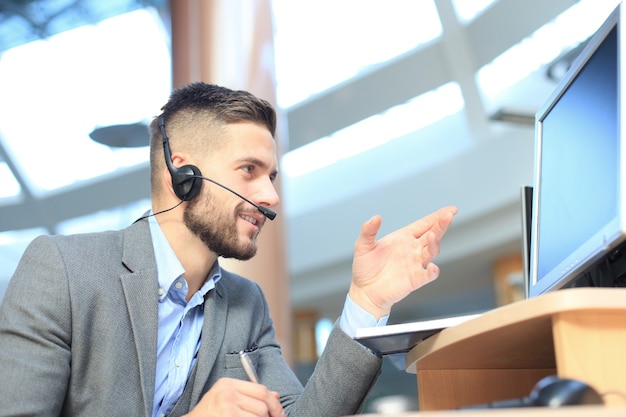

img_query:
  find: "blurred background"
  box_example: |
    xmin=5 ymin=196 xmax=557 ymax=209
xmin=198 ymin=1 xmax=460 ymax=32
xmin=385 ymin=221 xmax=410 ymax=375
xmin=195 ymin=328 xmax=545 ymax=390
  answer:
xmin=0 ymin=0 xmax=619 ymax=412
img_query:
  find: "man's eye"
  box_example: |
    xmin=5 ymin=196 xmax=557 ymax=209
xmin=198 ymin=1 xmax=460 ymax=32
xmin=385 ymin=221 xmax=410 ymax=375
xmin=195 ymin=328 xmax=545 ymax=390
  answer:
xmin=242 ymin=165 xmax=254 ymax=174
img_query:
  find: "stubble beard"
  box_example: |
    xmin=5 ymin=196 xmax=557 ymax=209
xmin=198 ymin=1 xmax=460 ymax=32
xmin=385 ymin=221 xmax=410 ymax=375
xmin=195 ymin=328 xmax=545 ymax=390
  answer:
xmin=183 ymin=191 xmax=259 ymax=260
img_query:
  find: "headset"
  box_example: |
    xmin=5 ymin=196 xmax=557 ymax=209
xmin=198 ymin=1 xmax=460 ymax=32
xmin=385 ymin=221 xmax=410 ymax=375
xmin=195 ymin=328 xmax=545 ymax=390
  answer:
xmin=158 ymin=114 xmax=203 ymax=201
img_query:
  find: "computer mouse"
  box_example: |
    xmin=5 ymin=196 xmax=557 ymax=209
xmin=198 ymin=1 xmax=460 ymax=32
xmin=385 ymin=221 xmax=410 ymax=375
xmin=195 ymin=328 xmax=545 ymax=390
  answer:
xmin=529 ymin=375 xmax=604 ymax=407
xmin=457 ymin=375 xmax=604 ymax=409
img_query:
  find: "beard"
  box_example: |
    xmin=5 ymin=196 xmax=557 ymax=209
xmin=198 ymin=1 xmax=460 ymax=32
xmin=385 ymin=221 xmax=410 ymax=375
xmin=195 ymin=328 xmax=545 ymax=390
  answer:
xmin=183 ymin=190 xmax=259 ymax=260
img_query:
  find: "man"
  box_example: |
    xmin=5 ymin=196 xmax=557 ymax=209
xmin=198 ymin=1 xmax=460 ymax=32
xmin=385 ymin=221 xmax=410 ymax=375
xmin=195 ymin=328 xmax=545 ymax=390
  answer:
xmin=0 ymin=82 xmax=457 ymax=417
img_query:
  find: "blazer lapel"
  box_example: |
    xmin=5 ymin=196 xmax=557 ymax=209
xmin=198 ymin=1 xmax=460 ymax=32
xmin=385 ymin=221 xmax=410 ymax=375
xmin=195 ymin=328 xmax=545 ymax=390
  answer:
xmin=120 ymin=220 xmax=159 ymax=417
xmin=189 ymin=281 xmax=228 ymax=405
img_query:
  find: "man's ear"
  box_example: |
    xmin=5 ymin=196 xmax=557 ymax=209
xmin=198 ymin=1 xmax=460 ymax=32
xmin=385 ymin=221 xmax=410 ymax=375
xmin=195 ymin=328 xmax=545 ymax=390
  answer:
xmin=165 ymin=152 xmax=203 ymax=201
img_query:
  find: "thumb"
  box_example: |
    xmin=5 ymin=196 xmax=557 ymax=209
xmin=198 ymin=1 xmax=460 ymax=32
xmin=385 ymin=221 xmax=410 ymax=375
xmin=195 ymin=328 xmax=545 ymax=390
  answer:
xmin=356 ymin=215 xmax=382 ymax=254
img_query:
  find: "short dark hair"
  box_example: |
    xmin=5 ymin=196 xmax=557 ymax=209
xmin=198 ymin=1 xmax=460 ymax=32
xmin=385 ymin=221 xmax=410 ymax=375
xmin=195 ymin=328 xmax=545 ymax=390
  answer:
xmin=157 ymin=82 xmax=276 ymax=135
xmin=148 ymin=82 xmax=277 ymax=193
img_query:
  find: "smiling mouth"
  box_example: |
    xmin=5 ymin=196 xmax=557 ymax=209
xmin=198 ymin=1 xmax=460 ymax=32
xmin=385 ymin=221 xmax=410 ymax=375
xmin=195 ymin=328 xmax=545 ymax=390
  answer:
xmin=240 ymin=214 xmax=259 ymax=226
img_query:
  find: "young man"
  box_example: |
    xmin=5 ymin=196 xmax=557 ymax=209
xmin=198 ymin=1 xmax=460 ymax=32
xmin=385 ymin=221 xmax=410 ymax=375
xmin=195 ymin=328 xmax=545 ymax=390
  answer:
xmin=0 ymin=82 xmax=457 ymax=417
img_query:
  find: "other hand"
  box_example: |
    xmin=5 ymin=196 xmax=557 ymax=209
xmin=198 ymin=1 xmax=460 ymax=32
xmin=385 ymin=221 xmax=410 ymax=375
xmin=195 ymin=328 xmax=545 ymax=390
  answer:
xmin=185 ymin=377 xmax=285 ymax=417
xmin=349 ymin=206 xmax=458 ymax=319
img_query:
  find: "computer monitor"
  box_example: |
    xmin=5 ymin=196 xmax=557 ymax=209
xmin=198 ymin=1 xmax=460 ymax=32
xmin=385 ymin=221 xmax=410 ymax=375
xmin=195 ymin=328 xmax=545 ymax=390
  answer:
xmin=528 ymin=4 xmax=624 ymax=298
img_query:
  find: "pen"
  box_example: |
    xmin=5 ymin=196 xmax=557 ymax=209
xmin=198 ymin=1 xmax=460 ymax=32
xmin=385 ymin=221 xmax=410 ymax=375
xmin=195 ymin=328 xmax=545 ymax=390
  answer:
xmin=239 ymin=351 xmax=259 ymax=383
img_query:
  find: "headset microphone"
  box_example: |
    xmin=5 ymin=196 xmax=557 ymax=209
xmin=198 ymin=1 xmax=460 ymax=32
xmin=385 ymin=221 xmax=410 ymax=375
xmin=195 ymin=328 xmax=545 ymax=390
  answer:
xmin=158 ymin=115 xmax=277 ymax=221
xmin=193 ymin=175 xmax=277 ymax=220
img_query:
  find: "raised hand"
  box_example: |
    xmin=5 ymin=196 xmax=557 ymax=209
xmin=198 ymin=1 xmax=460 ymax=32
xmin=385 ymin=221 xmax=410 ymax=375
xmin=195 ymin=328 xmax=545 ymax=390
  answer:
xmin=349 ymin=206 xmax=458 ymax=320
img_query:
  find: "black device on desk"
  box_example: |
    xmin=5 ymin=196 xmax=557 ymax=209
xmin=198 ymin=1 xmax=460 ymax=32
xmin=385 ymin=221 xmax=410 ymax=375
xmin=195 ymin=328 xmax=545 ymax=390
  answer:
xmin=459 ymin=375 xmax=603 ymax=409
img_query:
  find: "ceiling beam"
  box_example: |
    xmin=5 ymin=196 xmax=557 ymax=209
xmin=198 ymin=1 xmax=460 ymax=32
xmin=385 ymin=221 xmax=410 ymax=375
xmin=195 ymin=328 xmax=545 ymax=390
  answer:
xmin=0 ymin=164 xmax=151 ymax=233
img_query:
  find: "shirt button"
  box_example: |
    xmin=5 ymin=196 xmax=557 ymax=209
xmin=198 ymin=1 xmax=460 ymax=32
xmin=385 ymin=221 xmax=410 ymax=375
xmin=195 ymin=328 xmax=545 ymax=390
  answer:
xmin=175 ymin=360 xmax=180 ymax=367
xmin=157 ymin=288 xmax=165 ymax=296
xmin=175 ymin=281 xmax=183 ymax=289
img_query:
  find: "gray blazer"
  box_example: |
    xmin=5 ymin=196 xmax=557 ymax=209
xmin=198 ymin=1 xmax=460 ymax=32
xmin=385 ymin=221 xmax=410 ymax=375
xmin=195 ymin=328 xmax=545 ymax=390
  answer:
xmin=0 ymin=219 xmax=382 ymax=417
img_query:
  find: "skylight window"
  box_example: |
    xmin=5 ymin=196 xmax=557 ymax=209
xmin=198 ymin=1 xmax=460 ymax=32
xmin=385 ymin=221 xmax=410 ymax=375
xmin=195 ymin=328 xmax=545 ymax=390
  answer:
xmin=271 ymin=0 xmax=442 ymax=109
xmin=281 ymin=83 xmax=464 ymax=178
xmin=0 ymin=163 xmax=20 ymax=199
xmin=452 ymin=0 xmax=497 ymax=23
xmin=0 ymin=8 xmax=170 ymax=197
xmin=477 ymin=0 xmax=620 ymax=105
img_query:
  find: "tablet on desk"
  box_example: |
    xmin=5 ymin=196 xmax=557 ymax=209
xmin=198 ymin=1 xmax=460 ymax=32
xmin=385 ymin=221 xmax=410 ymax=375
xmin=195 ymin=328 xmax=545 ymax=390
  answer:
xmin=354 ymin=313 xmax=483 ymax=357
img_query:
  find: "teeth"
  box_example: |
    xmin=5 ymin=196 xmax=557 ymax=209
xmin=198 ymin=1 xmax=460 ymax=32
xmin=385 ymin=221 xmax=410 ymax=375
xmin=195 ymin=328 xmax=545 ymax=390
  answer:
xmin=242 ymin=215 xmax=257 ymax=225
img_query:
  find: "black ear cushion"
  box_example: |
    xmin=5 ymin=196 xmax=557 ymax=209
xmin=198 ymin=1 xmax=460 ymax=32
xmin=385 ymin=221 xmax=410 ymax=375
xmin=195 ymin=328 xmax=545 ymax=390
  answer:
xmin=171 ymin=164 xmax=202 ymax=201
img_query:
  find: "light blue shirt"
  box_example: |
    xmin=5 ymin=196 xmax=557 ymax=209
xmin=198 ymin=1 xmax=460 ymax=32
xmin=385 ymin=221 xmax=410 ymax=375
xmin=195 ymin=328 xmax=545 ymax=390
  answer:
xmin=148 ymin=216 xmax=221 ymax=417
xmin=340 ymin=295 xmax=389 ymax=338
xmin=147 ymin=215 xmax=386 ymax=417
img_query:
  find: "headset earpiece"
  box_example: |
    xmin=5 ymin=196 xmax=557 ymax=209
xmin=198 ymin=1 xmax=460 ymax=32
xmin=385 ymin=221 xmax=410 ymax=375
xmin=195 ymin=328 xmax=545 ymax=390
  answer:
xmin=158 ymin=114 xmax=203 ymax=201
xmin=170 ymin=163 xmax=202 ymax=201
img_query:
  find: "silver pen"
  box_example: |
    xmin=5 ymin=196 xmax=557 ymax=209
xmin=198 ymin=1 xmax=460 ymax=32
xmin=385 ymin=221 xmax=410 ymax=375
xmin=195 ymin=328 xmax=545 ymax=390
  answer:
xmin=239 ymin=351 xmax=259 ymax=383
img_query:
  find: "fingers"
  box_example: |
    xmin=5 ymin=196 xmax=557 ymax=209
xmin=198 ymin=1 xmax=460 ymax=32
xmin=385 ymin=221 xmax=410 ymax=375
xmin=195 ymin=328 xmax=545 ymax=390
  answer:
xmin=358 ymin=206 xmax=456 ymax=252
xmin=421 ymin=228 xmax=442 ymax=262
xmin=355 ymin=215 xmax=382 ymax=254
xmin=414 ymin=208 xmax=455 ymax=281
xmin=423 ymin=260 xmax=440 ymax=283
xmin=410 ymin=207 xmax=457 ymax=269
xmin=192 ymin=378 xmax=284 ymax=417
xmin=268 ymin=391 xmax=285 ymax=417
xmin=408 ymin=205 xmax=457 ymax=239
xmin=238 ymin=384 xmax=284 ymax=417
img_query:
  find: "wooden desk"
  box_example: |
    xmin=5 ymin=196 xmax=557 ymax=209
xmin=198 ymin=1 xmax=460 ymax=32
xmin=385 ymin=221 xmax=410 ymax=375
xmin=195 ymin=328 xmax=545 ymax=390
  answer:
xmin=349 ymin=405 xmax=626 ymax=416
xmin=404 ymin=288 xmax=626 ymax=411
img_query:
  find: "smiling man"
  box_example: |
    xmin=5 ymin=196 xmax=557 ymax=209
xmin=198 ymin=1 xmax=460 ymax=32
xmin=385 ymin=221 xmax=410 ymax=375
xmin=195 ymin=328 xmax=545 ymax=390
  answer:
xmin=0 ymin=82 xmax=457 ymax=417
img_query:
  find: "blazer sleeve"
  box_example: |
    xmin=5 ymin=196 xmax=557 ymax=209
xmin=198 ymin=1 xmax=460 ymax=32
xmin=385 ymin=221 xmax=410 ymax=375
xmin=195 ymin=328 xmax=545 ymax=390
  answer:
xmin=284 ymin=323 xmax=383 ymax=417
xmin=0 ymin=235 xmax=72 ymax=417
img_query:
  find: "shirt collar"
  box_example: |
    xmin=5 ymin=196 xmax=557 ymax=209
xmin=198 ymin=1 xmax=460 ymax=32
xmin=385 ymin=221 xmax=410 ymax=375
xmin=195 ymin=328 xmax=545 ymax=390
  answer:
xmin=147 ymin=213 xmax=222 ymax=302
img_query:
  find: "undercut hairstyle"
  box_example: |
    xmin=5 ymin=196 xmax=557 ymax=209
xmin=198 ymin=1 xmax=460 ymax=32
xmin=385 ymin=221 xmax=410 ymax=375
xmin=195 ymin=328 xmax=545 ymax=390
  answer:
xmin=148 ymin=82 xmax=277 ymax=193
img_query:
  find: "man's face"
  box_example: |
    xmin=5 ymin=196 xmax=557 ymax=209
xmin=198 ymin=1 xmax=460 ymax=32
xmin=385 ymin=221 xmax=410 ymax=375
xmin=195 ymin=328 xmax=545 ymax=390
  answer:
xmin=183 ymin=122 xmax=279 ymax=260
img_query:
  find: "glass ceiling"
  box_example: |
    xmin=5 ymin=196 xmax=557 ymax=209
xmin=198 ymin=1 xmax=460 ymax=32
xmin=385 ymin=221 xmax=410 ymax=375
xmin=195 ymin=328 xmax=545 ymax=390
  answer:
xmin=2 ymin=0 xmax=614 ymax=211
xmin=0 ymin=0 xmax=170 ymax=199
xmin=271 ymin=0 xmax=443 ymax=109
xmin=275 ymin=0 xmax=619 ymax=178
xmin=0 ymin=0 xmax=160 ymax=50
